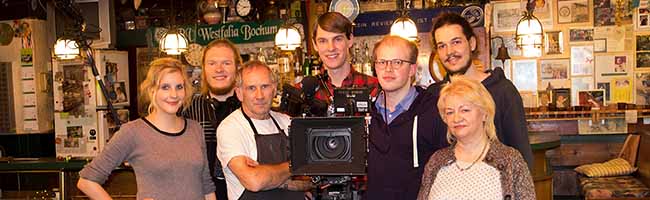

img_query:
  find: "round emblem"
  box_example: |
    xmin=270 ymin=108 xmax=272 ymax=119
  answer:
xmin=0 ymin=23 xmax=14 ymax=45
xmin=559 ymin=6 xmax=570 ymax=17
xmin=461 ymin=6 xmax=484 ymax=27
xmin=184 ymin=43 xmax=205 ymax=67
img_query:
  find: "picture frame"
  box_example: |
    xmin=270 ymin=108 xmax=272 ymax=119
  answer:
xmin=538 ymin=90 xmax=552 ymax=107
xmin=512 ymin=59 xmax=538 ymax=91
xmin=593 ymin=38 xmax=607 ymax=53
xmin=571 ymin=76 xmax=594 ymax=106
xmin=638 ymin=8 xmax=650 ymax=30
xmin=596 ymin=82 xmax=610 ymax=101
xmin=492 ymin=2 xmax=521 ymax=32
xmin=558 ymin=0 xmax=590 ymax=24
xmin=569 ymin=28 xmax=594 ymax=42
xmin=540 ymin=59 xmax=569 ymax=80
xmin=552 ymin=88 xmax=571 ymax=109
xmin=578 ymin=89 xmax=606 ymax=108
xmin=636 ymin=35 xmax=650 ymax=51
xmin=571 ymin=46 xmax=594 ymax=75
xmin=545 ymin=31 xmax=564 ymax=55
xmin=637 ymin=52 xmax=650 ymax=68
xmin=636 ymin=73 xmax=650 ymax=105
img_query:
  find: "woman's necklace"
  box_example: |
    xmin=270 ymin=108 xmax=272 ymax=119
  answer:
xmin=455 ymin=140 xmax=489 ymax=171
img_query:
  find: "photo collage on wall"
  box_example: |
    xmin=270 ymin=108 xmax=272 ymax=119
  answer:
xmin=490 ymin=0 xmax=648 ymax=110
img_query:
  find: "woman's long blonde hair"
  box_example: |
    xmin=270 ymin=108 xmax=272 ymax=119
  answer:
xmin=138 ymin=57 xmax=193 ymax=116
xmin=437 ymin=75 xmax=498 ymax=144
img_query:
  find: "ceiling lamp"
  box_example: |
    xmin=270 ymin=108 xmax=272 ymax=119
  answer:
xmin=390 ymin=17 xmax=418 ymax=42
xmin=515 ymin=0 xmax=543 ymax=57
xmin=53 ymin=38 xmax=80 ymax=60
xmin=275 ymin=25 xmax=302 ymax=51
xmin=160 ymin=0 xmax=189 ymax=55
xmin=390 ymin=0 xmax=418 ymax=42
xmin=160 ymin=29 xmax=189 ymax=55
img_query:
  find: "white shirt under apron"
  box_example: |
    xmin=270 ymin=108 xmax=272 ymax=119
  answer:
xmin=428 ymin=161 xmax=502 ymax=200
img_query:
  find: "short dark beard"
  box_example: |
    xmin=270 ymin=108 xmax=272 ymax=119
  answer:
xmin=445 ymin=58 xmax=472 ymax=76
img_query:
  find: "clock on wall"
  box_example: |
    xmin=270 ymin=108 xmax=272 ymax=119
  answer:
xmin=235 ymin=0 xmax=257 ymax=21
xmin=329 ymin=0 xmax=360 ymax=22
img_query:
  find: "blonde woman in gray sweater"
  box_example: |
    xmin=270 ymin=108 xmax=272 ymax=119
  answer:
xmin=77 ymin=58 xmax=217 ymax=200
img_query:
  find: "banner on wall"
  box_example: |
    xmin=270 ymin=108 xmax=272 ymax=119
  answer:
xmin=152 ymin=19 xmax=287 ymax=46
xmin=352 ymin=6 xmax=482 ymax=36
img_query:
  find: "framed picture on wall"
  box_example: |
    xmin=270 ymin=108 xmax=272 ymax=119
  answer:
xmin=512 ymin=59 xmax=538 ymax=91
xmin=558 ymin=0 xmax=590 ymax=24
xmin=569 ymin=28 xmax=594 ymax=42
xmin=636 ymin=35 xmax=650 ymax=51
xmin=492 ymin=2 xmax=521 ymax=32
xmin=578 ymin=89 xmax=606 ymax=108
xmin=545 ymin=31 xmax=563 ymax=54
xmin=540 ymin=59 xmax=569 ymax=80
xmin=638 ymin=9 xmax=650 ymax=30
xmin=571 ymin=46 xmax=594 ymax=75
xmin=637 ymin=52 xmax=650 ymax=68
xmin=552 ymin=88 xmax=571 ymax=109
xmin=594 ymin=39 xmax=607 ymax=52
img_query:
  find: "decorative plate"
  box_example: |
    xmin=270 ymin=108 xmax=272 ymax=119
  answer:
xmin=184 ymin=43 xmax=205 ymax=67
xmin=329 ymin=0 xmax=360 ymax=22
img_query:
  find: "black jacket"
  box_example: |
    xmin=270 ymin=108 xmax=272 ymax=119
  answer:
xmin=366 ymin=86 xmax=448 ymax=200
xmin=426 ymin=68 xmax=535 ymax=170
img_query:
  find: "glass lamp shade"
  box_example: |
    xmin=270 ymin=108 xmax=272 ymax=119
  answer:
xmin=275 ymin=26 xmax=302 ymax=51
xmin=53 ymin=39 xmax=80 ymax=60
xmin=390 ymin=17 xmax=418 ymax=41
xmin=160 ymin=29 xmax=189 ymax=55
xmin=515 ymin=13 xmax=543 ymax=57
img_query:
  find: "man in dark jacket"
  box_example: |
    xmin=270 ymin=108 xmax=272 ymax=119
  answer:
xmin=366 ymin=35 xmax=448 ymax=200
xmin=427 ymin=13 xmax=534 ymax=169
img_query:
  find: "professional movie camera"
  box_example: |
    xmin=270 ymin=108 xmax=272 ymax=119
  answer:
xmin=289 ymin=117 xmax=367 ymax=200
xmin=280 ymin=76 xmax=328 ymax=117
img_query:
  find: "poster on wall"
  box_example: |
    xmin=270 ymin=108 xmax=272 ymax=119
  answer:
xmin=512 ymin=59 xmax=538 ymax=91
xmin=545 ymin=31 xmax=564 ymax=55
xmin=594 ymin=0 xmax=615 ymax=26
xmin=540 ymin=59 xmax=569 ymax=80
xmin=594 ymin=26 xmax=627 ymax=52
xmin=558 ymin=0 xmax=590 ymax=24
xmin=611 ymin=76 xmax=633 ymax=103
xmin=595 ymin=55 xmax=629 ymax=76
xmin=569 ymin=28 xmax=594 ymax=42
xmin=492 ymin=2 xmax=520 ymax=32
xmin=571 ymin=46 xmax=594 ymax=75
xmin=636 ymin=73 xmax=650 ymax=105
xmin=638 ymin=9 xmax=650 ymax=30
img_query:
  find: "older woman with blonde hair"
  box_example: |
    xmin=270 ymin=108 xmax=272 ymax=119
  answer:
xmin=77 ymin=57 xmax=216 ymax=200
xmin=417 ymin=76 xmax=534 ymax=200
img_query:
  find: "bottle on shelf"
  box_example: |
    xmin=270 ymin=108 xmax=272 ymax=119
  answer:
xmin=362 ymin=41 xmax=374 ymax=76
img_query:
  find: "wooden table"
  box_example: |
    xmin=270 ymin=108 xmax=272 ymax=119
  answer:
xmin=529 ymin=134 xmax=561 ymax=200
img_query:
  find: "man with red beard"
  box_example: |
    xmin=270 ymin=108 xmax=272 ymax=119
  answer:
xmin=366 ymin=36 xmax=447 ymax=200
xmin=427 ymin=13 xmax=534 ymax=170
xmin=307 ymin=12 xmax=379 ymax=104
xmin=183 ymin=39 xmax=242 ymax=200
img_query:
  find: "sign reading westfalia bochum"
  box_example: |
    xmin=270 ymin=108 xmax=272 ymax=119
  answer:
xmin=153 ymin=19 xmax=286 ymax=45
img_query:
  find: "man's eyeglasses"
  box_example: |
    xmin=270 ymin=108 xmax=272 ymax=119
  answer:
xmin=374 ymin=59 xmax=413 ymax=70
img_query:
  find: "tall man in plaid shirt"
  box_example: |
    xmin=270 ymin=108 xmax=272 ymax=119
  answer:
xmin=183 ymin=39 xmax=242 ymax=200
xmin=307 ymin=12 xmax=379 ymax=103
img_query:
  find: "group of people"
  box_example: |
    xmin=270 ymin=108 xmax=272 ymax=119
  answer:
xmin=76 ymin=12 xmax=535 ymax=200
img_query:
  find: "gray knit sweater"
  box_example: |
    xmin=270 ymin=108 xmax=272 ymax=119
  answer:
xmin=79 ymin=118 xmax=216 ymax=200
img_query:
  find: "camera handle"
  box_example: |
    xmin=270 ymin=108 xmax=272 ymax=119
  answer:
xmin=311 ymin=176 xmax=359 ymax=200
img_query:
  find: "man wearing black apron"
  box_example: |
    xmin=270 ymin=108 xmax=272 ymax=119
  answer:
xmin=217 ymin=61 xmax=311 ymax=200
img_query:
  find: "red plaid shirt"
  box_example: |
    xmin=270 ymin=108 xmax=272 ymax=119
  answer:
xmin=303 ymin=69 xmax=379 ymax=104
